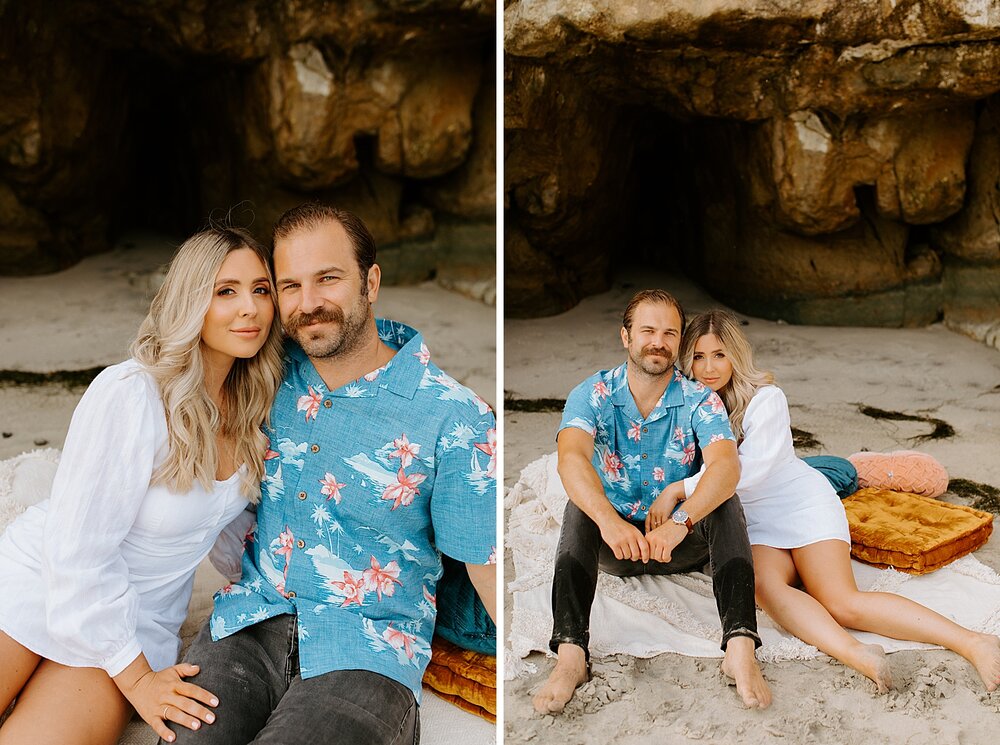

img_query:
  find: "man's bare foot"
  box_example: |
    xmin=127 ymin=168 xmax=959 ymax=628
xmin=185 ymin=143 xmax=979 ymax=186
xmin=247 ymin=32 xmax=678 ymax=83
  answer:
xmin=532 ymin=644 xmax=589 ymax=714
xmin=721 ymin=636 xmax=771 ymax=709
xmin=961 ymin=632 xmax=1000 ymax=691
xmin=852 ymin=643 xmax=893 ymax=693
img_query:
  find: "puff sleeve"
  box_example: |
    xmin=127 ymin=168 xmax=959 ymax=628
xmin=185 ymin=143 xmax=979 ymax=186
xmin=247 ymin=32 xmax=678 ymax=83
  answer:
xmin=684 ymin=386 xmax=793 ymax=499
xmin=41 ymin=363 xmax=162 ymax=676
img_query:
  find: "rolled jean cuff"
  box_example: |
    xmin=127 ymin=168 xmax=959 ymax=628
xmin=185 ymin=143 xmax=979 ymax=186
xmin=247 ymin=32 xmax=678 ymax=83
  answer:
xmin=721 ymin=626 xmax=762 ymax=651
xmin=548 ymin=635 xmax=590 ymax=662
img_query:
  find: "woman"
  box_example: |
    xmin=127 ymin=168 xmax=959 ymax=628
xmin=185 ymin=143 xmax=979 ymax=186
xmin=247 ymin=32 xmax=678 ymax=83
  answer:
xmin=0 ymin=226 xmax=284 ymax=744
xmin=648 ymin=309 xmax=1000 ymax=693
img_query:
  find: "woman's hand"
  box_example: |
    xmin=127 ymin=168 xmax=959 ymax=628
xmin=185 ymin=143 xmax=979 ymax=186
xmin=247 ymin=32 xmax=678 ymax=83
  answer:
xmin=645 ymin=481 xmax=686 ymax=533
xmin=114 ymin=657 xmax=218 ymax=743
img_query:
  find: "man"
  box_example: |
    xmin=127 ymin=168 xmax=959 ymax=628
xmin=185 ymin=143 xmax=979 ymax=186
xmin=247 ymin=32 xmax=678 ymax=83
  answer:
xmin=169 ymin=204 xmax=497 ymax=744
xmin=532 ymin=289 xmax=770 ymax=714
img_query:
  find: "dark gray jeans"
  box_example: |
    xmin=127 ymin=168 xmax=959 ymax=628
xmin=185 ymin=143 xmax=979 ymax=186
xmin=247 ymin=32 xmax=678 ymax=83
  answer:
xmin=549 ymin=496 xmax=760 ymax=659
xmin=164 ymin=615 xmax=419 ymax=745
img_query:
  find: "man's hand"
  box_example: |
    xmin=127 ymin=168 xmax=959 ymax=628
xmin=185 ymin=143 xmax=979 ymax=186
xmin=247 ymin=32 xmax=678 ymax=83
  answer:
xmin=645 ymin=521 xmax=689 ymax=563
xmin=599 ymin=515 xmax=650 ymax=563
xmin=645 ymin=481 xmax=685 ymax=533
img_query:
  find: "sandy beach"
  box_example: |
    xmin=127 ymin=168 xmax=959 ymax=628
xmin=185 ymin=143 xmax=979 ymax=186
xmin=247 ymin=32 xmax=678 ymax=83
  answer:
xmin=503 ymin=271 xmax=1000 ymax=745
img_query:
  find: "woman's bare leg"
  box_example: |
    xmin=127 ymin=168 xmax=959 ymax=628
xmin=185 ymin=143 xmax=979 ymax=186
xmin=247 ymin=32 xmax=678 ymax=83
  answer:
xmin=752 ymin=545 xmax=893 ymax=691
xmin=0 ymin=659 xmax=132 ymax=745
xmin=0 ymin=632 xmax=40 ymax=714
xmin=794 ymin=539 xmax=1000 ymax=691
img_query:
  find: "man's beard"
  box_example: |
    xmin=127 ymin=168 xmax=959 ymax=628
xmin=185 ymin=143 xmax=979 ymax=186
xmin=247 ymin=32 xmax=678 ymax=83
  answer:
xmin=628 ymin=344 xmax=675 ymax=376
xmin=284 ymin=299 xmax=372 ymax=359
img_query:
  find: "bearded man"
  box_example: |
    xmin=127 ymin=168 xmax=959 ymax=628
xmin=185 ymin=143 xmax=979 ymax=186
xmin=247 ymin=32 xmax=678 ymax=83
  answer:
xmin=168 ymin=204 xmax=496 ymax=745
xmin=532 ymin=289 xmax=770 ymax=714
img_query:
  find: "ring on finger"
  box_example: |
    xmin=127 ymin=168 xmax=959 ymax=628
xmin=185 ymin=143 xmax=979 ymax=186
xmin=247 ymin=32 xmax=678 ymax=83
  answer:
xmin=163 ymin=705 xmax=169 ymax=720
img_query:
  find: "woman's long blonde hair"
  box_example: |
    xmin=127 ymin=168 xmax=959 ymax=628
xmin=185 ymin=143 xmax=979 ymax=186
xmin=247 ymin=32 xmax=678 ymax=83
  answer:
xmin=131 ymin=226 xmax=284 ymax=502
xmin=678 ymin=310 xmax=775 ymax=441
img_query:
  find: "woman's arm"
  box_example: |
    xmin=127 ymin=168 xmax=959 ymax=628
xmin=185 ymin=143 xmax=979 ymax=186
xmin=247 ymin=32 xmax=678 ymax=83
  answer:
xmin=40 ymin=364 xmax=218 ymax=739
xmin=682 ymin=386 xmax=792 ymax=498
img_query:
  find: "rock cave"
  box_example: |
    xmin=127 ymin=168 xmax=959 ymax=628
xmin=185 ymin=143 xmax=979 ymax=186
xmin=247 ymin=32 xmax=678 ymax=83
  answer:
xmin=0 ymin=1 xmax=495 ymax=299
xmin=505 ymin=1 xmax=1000 ymax=346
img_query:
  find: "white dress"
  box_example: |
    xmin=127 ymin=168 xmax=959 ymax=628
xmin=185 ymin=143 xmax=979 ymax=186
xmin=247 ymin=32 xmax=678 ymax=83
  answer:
xmin=0 ymin=360 xmax=251 ymax=676
xmin=683 ymin=385 xmax=851 ymax=549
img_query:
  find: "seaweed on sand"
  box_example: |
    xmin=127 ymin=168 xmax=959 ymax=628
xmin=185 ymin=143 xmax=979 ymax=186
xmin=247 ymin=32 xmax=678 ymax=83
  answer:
xmin=857 ymin=405 xmax=955 ymax=444
xmin=948 ymin=478 xmax=1000 ymax=516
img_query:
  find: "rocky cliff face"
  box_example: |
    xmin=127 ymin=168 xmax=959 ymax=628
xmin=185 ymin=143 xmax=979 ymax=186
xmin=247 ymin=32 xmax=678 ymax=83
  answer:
xmin=505 ymin=0 xmax=1000 ymax=340
xmin=0 ymin=0 xmax=494 ymax=299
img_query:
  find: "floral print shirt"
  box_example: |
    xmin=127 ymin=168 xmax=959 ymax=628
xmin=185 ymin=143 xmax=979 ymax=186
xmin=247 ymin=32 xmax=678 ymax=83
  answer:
xmin=210 ymin=320 xmax=497 ymax=701
xmin=559 ymin=364 xmax=735 ymax=521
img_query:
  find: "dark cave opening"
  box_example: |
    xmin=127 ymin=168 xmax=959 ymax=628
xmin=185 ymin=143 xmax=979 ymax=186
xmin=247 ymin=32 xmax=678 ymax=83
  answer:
xmin=617 ymin=109 xmax=739 ymax=288
xmin=107 ymin=52 xmax=231 ymax=241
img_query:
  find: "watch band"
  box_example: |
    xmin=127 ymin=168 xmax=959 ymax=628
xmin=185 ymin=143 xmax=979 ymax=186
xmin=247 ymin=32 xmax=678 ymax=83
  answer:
xmin=671 ymin=508 xmax=694 ymax=535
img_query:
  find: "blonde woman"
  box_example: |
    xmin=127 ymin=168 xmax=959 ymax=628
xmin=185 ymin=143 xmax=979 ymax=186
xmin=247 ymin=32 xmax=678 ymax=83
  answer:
xmin=0 ymin=226 xmax=283 ymax=744
xmin=648 ymin=309 xmax=1000 ymax=693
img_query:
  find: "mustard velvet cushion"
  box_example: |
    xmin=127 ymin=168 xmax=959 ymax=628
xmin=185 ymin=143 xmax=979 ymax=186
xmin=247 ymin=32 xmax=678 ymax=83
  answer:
xmin=422 ymin=636 xmax=496 ymax=722
xmin=847 ymin=450 xmax=949 ymax=498
xmin=843 ymin=487 xmax=994 ymax=575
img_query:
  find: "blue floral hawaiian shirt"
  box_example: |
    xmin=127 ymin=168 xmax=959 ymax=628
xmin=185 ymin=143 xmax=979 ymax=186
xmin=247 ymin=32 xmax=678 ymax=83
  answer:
xmin=210 ymin=320 xmax=497 ymax=701
xmin=559 ymin=364 xmax=735 ymax=521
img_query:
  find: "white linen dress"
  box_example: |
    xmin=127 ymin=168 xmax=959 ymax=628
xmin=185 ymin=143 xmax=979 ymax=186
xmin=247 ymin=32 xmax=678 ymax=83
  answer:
xmin=683 ymin=385 xmax=850 ymax=549
xmin=0 ymin=360 xmax=251 ymax=676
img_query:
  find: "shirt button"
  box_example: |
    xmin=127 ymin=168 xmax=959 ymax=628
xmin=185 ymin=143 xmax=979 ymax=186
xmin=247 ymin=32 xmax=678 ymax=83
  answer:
xmin=310 ymin=444 xmax=320 ymax=454
xmin=641 ymin=453 xmax=647 ymax=459
xmin=643 ymin=427 xmax=648 ymax=433
xmin=298 ymin=491 xmax=307 ymax=500
xmin=323 ymin=400 xmax=332 ymax=408
xmin=296 ymin=540 xmax=305 ymax=549
xmin=643 ymin=481 xmax=648 ymax=486
xmin=287 ymin=591 xmax=296 ymax=598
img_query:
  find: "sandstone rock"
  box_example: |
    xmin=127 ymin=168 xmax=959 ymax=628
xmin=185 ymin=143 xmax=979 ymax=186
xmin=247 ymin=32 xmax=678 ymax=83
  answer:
xmin=752 ymin=106 xmax=975 ymax=236
xmin=505 ymin=63 xmax=635 ymax=316
xmin=932 ymin=98 xmax=1000 ymax=263
xmin=505 ymin=0 xmax=1000 ymax=325
xmin=390 ymin=51 xmax=482 ymax=178
xmin=423 ymin=61 xmax=497 ymax=219
xmin=0 ymin=1 xmax=494 ymax=284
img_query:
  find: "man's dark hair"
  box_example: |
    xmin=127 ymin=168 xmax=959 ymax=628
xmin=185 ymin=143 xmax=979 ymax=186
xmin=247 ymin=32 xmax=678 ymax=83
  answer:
xmin=622 ymin=289 xmax=686 ymax=334
xmin=272 ymin=203 xmax=377 ymax=282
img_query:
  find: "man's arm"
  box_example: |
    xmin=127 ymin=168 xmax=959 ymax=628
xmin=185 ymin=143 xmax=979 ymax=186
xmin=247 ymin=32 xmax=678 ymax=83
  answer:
xmin=645 ymin=439 xmax=740 ymax=562
xmin=557 ymin=428 xmax=650 ymax=563
xmin=680 ymin=439 xmax=740 ymax=523
xmin=465 ymin=562 xmax=497 ymax=624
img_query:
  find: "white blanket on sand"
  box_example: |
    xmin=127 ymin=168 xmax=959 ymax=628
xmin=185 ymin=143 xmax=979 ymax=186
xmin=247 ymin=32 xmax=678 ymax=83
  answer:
xmin=505 ymin=453 xmax=1000 ymax=680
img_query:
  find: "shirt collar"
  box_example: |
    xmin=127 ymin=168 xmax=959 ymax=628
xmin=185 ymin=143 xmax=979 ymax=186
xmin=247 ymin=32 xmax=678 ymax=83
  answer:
xmin=610 ymin=363 xmax=687 ymax=421
xmin=287 ymin=318 xmax=427 ymax=400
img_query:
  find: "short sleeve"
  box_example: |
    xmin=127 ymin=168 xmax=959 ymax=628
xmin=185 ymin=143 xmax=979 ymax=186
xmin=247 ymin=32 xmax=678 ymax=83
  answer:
xmin=430 ymin=408 xmax=497 ymax=565
xmin=690 ymin=389 xmax=736 ymax=448
xmin=558 ymin=376 xmax=601 ymax=440
xmin=41 ymin=362 xmax=162 ymax=676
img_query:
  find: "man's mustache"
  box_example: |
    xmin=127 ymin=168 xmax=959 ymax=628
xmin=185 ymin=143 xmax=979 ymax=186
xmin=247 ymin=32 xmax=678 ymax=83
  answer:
xmin=285 ymin=308 xmax=343 ymax=332
xmin=642 ymin=346 xmax=670 ymax=357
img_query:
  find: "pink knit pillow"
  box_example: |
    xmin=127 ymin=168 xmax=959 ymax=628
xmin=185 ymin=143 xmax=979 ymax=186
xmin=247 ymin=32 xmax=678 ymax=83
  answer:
xmin=847 ymin=450 xmax=949 ymax=498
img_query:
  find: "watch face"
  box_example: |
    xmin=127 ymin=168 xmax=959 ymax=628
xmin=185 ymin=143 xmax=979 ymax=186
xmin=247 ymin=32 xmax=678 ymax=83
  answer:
xmin=672 ymin=508 xmax=689 ymax=524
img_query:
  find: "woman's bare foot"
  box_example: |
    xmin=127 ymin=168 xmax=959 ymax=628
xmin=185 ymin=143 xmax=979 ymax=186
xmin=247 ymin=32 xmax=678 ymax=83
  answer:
xmin=851 ymin=643 xmax=893 ymax=693
xmin=721 ymin=636 xmax=771 ymax=709
xmin=961 ymin=632 xmax=1000 ymax=691
xmin=532 ymin=644 xmax=589 ymax=714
